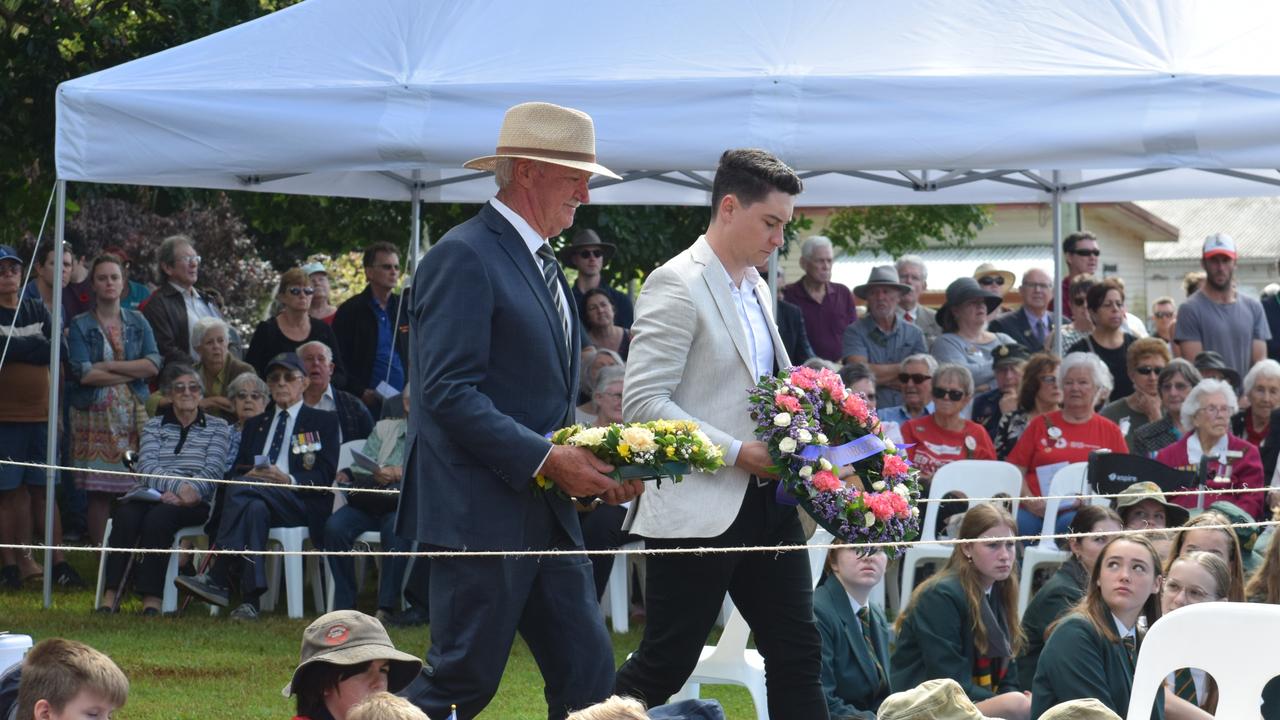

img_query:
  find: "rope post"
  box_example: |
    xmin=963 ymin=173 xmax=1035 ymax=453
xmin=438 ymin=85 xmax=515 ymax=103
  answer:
xmin=43 ymin=180 xmax=66 ymax=609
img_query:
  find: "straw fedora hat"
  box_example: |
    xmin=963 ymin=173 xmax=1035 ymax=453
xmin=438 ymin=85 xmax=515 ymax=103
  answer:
xmin=973 ymin=262 xmax=1016 ymax=290
xmin=464 ymin=102 xmax=621 ymax=180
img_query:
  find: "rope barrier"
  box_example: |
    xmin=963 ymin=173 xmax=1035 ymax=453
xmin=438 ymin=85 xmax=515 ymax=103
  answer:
xmin=3 ymin=519 xmax=1276 ymax=559
xmin=2 ymin=458 xmax=1275 ymax=504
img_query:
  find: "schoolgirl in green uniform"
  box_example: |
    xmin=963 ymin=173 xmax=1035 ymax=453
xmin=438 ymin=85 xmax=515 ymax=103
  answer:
xmin=812 ymin=543 xmax=892 ymax=719
xmin=1030 ymin=534 xmax=1164 ymax=720
xmin=1017 ymin=505 xmax=1123 ymax=686
xmin=1158 ymin=551 xmax=1229 ymax=718
xmin=1166 ymin=511 xmax=1245 ymax=601
xmin=891 ymin=504 xmax=1031 ymax=720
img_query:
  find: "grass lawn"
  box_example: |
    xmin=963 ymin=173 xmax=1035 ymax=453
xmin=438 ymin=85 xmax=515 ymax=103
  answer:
xmin=2 ymin=553 xmax=757 ymax=719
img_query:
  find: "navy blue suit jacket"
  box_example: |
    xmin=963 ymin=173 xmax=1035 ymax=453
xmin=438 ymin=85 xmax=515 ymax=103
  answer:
xmin=988 ymin=308 xmax=1052 ymax=353
xmin=396 ymin=203 xmax=582 ymax=550
xmin=232 ymin=404 xmax=340 ymax=541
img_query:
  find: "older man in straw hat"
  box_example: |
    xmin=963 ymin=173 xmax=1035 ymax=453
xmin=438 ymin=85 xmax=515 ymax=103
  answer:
xmin=396 ymin=102 xmax=641 ymax=720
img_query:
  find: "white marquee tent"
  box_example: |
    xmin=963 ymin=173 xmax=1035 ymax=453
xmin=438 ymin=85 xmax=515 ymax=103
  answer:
xmin=40 ymin=0 xmax=1280 ymax=604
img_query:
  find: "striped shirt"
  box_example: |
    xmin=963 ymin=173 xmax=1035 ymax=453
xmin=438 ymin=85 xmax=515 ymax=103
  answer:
xmin=134 ymin=409 xmax=232 ymax=502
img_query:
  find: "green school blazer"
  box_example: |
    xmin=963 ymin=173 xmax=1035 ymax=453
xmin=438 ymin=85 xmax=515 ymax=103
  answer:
xmin=1017 ymin=557 xmax=1087 ymax=689
xmin=812 ymin=578 xmax=892 ymax=719
xmin=890 ymin=574 xmax=1020 ymax=702
xmin=1030 ymin=614 xmax=1163 ymax=720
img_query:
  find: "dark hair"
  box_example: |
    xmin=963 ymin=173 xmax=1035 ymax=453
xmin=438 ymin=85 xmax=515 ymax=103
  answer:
xmin=838 ymin=361 xmax=874 ymax=389
xmin=90 ymin=253 xmax=129 ymax=284
xmin=363 ymin=242 xmax=399 ymax=268
xmin=36 ymin=245 xmax=69 ymax=268
xmin=582 ymin=288 xmax=616 ymax=330
xmin=1068 ymin=504 xmax=1122 ymax=537
xmin=296 ymin=661 xmax=372 ymax=718
xmin=1085 ymin=277 xmax=1125 ymax=313
xmin=709 ymin=149 xmax=802 ymax=214
xmin=1017 ymin=353 xmax=1060 ymax=412
xmin=1062 ymin=231 xmax=1098 ymax=255
xmin=1067 ymin=273 xmax=1097 ymax=302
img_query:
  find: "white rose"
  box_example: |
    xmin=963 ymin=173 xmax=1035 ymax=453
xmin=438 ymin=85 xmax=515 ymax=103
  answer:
xmin=818 ymin=458 xmax=833 ymax=471
xmin=883 ymin=437 xmax=896 ymax=452
xmin=778 ymin=437 xmax=798 ymax=453
xmin=864 ymin=512 xmax=877 ymax=527
xmin=893 ymin=483 xmax=910 ymax=498
xmin=911 ymin=506 xmax=920 ymax=517
xmin=568 ymin=427 xmax=608 ymax=447
xmin=797 ymin=429 xmax=812 ymax=443
xmin=816 ymin=433 xmax=829 ymax=445
xmin=825 ymin=401 xmax=834 ymax=415
xmin=872 ymin=481 xmax=886 ymax=491
xmin=773 ymin=413 xmax=792 ymax=427
xmin=799 ymin=465 xmax=813 ymax=478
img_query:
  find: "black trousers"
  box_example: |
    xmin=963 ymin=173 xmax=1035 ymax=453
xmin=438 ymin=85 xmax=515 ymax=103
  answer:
xmin=614 ymin=480 xmax=829 ymax=719
xmin=208 ymin=485 xmax=309 ymax=599
xmin=104 ymin=499 xmax=209 ymax=598
xmin=402 ymin=495 xmax=614 ymax=720
xmin=579 ymin=503 xmax=631 ymax=601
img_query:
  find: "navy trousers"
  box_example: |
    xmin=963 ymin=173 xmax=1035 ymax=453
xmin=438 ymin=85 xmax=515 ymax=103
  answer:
xmin=324 ymin=504 xmax=410 ymax=611
xmin=210 ymin=485 xmax=309 ymax=598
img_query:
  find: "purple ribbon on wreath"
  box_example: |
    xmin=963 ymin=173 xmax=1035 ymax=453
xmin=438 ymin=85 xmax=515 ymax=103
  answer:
xmin=774 ymin=435 xmax=889 ymax=506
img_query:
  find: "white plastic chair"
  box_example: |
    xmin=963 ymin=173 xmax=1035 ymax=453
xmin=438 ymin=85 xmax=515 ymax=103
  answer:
xmin=1017 ymin=462 xmax=1100 ymax=614
xmin=260 ymin=526 xmax=325 ymax=618
xmin=323 ymin=530 xmax=390 ymax=612
xmin=899 ymin=460 xmax=1023 ymax=607
xmin=94 ymin=518 xmax=207 ymax=614
xmin=601 ymin=539 xmax=644 ymax=633
xmin=1127 ymin=602 xmax=1280 ymax=719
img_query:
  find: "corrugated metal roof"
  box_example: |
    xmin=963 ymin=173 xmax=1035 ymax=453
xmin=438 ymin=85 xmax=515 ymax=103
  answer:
xmin=1139 ymin=197 xmax=1280 ymax=261
xmin=832 ymin=245 xmax=1051 ymax=291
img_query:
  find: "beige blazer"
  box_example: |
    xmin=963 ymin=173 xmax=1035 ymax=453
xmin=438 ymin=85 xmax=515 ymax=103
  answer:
xmin=623 ymin=236 xmax=791 ymax=539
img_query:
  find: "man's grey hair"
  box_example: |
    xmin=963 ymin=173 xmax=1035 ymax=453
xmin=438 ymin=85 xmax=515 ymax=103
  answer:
xmin=1059 ymin=351 xmax=1113 ymax=402
xmin=228 ymin=371 xmax=268 ymax=397
xmin=934 ymin=363 xmax=975 ymax=397
xmin=158 ymin=234 xmax=195 ymax=271
xmin=191 ymin=316 xmax=229 ymax=349
xmin=800 ymin=235 xmax=834 ymax=261
xmin=297 ymin=340 xmax=333 ymax=363
xmin=494 ymin=157 xmax=516 ymax=189
xmin=1181 ymin=378 xmax=1239 ymax=428
xmin=896 ymin=255 xmax=927 ymax=280
xmin=900 ymin=353 xmax=938 ymax=375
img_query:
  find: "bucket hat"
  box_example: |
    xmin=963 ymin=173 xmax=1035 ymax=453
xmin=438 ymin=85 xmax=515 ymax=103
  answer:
xmin=877 ymin=678 xmax=989 ymax=720
xmin=1115 ymin=481 xmax=1190 ymax=527
xmin=1039 ymin=698 xmax=1122 ymax=720
xmin=282 ymin=610 xmax=422 ymax=697
xmin=464 ymin=102 xmax=621 ymax=180
xmin=1192 ymin=350 xmax=1240 ymax=387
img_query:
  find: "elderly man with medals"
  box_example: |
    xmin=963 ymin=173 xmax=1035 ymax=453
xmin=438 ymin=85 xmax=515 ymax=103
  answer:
xmin=176 ymin=352 xmax=340 ymax=620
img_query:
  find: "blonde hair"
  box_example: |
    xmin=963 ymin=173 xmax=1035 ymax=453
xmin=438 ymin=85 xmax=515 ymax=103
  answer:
xmin=347 ymin=692 xmax=430 ymax=720
xmin=1168 ymin=551 xmax=1232 ymax=602
xmin=1245 ymin=525 xmax=1280 ymax=603
xmin=16 ymin=639 xmax=129 ymax=720
xmin=896 ymin=504 xmax=1024 ymax=655
xmin=565 ymin=696 xmax=650 ymax=720
xmin=1166 ymin=511 xmax=1246 ymax=602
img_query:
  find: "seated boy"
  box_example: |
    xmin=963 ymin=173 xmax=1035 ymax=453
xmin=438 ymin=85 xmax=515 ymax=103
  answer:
xmin=6 ymin=638 xmax=128 ymax=720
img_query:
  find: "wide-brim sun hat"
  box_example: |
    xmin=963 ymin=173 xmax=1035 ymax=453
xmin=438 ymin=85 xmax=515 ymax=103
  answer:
xmin=936 ymin=276 xmax=1002 ymax=329
xmin=973 ymin=262 xmax=1016 ymax=289
xmin=282 ymin=610 xmax=423 ymax=697
xmin=557 ymin=228 xmax=617 ymax=264
xmin=1115 ymin=481 xmax=1190 ymax=527
xmin=463 ymin=101 xmax=621 ymax=180
xmin=1039 ymin=698 xmax=1122 ymax=720
xmin=877 ymin=678 xmax=990 ymax=719
xmin=852 ymin=265 xmax=912 ymax=300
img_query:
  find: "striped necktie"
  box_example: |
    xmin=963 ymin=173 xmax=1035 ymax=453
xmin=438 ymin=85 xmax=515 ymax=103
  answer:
xmin=535 ymin=243 xmax=571 ymax=348
xmin=1122 ymin=635 xmax=1137 ymax=666
xmin=857 ymin=606 xmax=887 ymax=690
xmin=1174 ymin=668 xmax=1198 ymax=704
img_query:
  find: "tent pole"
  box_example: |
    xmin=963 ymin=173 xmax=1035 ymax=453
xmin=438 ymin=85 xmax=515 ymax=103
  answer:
xmin=1051 ymin=171 xmax=1063 ymax=359
xmin=43 ymin=180 xmax=66 ymax=609
xmin=410 ymin=170 xmax=422 ymax=275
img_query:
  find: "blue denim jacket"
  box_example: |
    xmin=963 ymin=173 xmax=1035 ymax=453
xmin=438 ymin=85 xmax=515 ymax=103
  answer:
xmin=66 ymin=308 xmax=162 ymax=409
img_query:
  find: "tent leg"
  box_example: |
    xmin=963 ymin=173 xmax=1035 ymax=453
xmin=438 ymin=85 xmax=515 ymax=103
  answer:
xmin=410 ymin=169 xmax=422 ymax=274
xmin=44 ymin=180 xmax=66 ymax=609
xmin=1051 ymin=170 xmax=1064 ymax=359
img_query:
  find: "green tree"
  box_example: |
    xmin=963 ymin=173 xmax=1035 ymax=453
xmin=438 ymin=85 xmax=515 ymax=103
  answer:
xmin=823 ymin=204 xmax=991 ymax=259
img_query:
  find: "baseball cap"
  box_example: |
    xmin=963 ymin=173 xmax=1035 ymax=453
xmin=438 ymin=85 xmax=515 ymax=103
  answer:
xmin=282 ymin=610 xmax=422 ymax=697
xmin=1202 ymin=233 xmax=1236 ymax=260
xmin=265 ymin=352 xmax=305 ymax=376
xmin=992 ymin=343 xmax=1031 ymax=369
xmin=0 ymin=245 xmax=21 ymax=265
xmin=301 ymin=261 xmax=327 ymax=276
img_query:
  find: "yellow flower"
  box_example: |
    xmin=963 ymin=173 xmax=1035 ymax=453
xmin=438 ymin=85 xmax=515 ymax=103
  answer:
xmin=618 ymin=443 xmax=632 ymax=459
xmin=666 ymin=446 xmax=676 ymax=459
xmin=536 ymin=475 xmax=554 ymax=490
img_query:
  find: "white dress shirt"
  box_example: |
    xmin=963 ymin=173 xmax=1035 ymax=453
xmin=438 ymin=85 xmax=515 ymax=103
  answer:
xmin=171 ymin=281 xmax=223 ymax=360
xmin=489 ymin=198 xmax=573 ymax=324
xmin=719 ymin=264 xmax=776 ymax=462
xmin=262 ymin=399 xmax=304 ymax=482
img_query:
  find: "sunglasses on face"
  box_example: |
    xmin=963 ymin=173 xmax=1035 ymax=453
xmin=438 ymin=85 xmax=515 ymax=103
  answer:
xmin=932 ymin=387 xmax=966 ymax=402
xmin=978 ymin=276 xmax=1005 ymax=287
xmin=577 ymin=249 xmax=605 ymax=259
xmin=898 ymin=373 xmax=932 ymax=385
xmin=1071 ymin=249 xmax=1101 ymax=257
xmin=1161 ymin=382 xmax=1191 ymax=392
xmin=1134 ymin=365 xmax=1163 ymax=376
xmin=266 ymin=371 xmax=301 ymax=384
xmin=1154 ymin=311 xmax=1174 ymax=319
xmin=233 ymin=391 xmax=266 ymax=401
xmin=1040 ymin=374 xmax=1058 ymax=385
xmin=170 ymin=382 xmax=202 ymax=395
xmin=0 ymin=263 xmax=20 ymax=276
xmin=287 ymin=287 xmax=315 ymax=296
xmin=1071 ymin=296 xmax=1087 ymax=306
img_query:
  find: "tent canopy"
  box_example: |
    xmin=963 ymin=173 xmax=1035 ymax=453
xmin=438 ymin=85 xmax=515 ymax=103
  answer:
xmin=55 ymin=0 xmax=1280 ymax=206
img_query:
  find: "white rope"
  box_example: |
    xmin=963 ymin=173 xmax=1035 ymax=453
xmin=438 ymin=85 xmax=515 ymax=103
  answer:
xmin=4 ymin=519 xmax=1275 ymax=559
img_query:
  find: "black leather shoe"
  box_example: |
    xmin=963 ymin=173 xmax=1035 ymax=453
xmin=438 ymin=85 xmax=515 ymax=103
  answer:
xmin=385 ymin=606 xmax=430 ymax=627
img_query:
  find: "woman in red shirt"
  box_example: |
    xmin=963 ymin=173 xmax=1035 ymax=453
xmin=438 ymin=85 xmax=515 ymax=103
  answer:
xmin=901 ymin=363 xmax=997 ymax=483
xmin=1007 ymin=352 xmax=1127 ymax=538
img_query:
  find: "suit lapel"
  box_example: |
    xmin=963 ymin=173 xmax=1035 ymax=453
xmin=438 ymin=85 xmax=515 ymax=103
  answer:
xmin=823 ymin=580 xmax=881 ymax=688
xmin=695 ymin=241 xmax=754 ymax=377
xmin=754 ymin=279 xmax=791 ymax=371
xmin=485 ymin=205 xmax=572 ymax=378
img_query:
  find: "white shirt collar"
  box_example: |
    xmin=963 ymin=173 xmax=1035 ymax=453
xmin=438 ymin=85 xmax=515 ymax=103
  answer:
xmin=1111 ymin=613 xmax=1137 ymax=638
xmin=274 ymin=398 xmax=304 ymax=423
xmin=169 ymin=281 xmax=198 ymax=298
xmin=490 ymin=197 xmax=548 ymax=259
xmin=1186 ymin=432 xmax=1229 ymax=464
xmin=321 ymin=384 xmax=335 ymax=404
xmin=717 ymin=261 xmax=762 ymax=292
xmin=846 ymin=591 xmax=865 ymax=617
